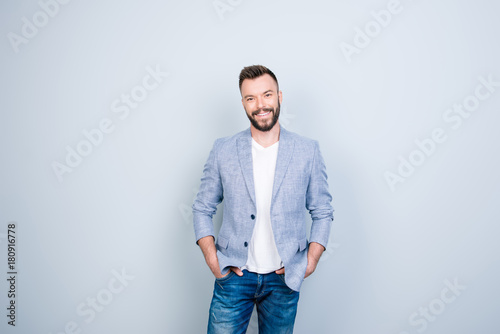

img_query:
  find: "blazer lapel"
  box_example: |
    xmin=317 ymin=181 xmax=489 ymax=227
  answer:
xmin=237 ymin=129 xmax=256 ymax=206
xmin=272 ymin=125 xmax=295 ymax=202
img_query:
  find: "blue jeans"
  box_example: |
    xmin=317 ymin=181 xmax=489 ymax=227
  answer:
xmin=207 ymin=270 xmax=300 ymax=334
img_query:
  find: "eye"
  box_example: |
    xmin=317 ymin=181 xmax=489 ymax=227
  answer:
xmin=246 ymin=97 xmax=254 ymax=102
xmin=265 ymin=93 xmax=272 ymax=97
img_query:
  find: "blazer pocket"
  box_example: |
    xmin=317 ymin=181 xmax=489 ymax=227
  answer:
xmin=216 ymin=235 xmax=229 ymax=254
xmin=298 ymin=238 xmax=308 ymax=252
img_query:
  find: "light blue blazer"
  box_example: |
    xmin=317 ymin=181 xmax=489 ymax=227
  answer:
xmin=193 ymin=125 xmax=334 ymax=291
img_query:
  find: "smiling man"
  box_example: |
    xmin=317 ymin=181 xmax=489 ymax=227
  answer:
xmin=193 ymin=65 xmax=334 ymax=333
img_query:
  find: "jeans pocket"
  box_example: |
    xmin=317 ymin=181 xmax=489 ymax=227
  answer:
xmin=276 ymin=273 xmax=297 ymax=294
xmin=277 ymin=273 xmax=289 ymax=286
xmin=215 ymin=270 xmax=235 ymax=283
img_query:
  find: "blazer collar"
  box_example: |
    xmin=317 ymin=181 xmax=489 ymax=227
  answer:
xmin=237 ymin=129 xmax=255 ymax=206
xmin=272 ymin=125 xmax=294 ymax=202
xmin=236 ymin=125 xmax=295 ymax=207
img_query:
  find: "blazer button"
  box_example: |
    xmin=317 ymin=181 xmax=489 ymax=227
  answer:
xmin=250 ymin=214 xmax=255 ymax=220
xmin=244 ymin=242 xmax=248 ymax=247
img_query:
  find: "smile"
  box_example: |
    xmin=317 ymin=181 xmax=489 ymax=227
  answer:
xmin=256 ymin=111 xmax=271 ymax=117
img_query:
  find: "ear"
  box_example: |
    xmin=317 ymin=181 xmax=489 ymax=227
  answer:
xmin=278 ymin=90 xmax=283 ymax=104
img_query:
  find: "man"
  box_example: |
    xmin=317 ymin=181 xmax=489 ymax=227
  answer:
xmin=193 ymin=65 xmax=334 ymax=333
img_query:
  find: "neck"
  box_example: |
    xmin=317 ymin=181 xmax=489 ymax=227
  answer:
xmin=250 ymin=121 xmax=280 ymax=148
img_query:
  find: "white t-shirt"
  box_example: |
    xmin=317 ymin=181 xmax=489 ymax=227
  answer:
xmin=242 ymin=138 xmax=283 ymax=273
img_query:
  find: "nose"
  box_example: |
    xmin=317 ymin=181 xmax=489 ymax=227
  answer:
xmin=256 ymin=96 xmax=265 ymax=109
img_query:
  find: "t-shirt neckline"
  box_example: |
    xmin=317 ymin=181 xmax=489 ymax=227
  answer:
xmin=251 ymin=138 xmax=279 ymax=150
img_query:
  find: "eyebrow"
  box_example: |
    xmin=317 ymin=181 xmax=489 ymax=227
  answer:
xmin=243 ymin=90 xmax=274 ymax=99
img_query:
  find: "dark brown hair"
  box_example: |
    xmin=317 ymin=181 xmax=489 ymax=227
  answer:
xmin=238 ymin=65 xmax=279 ymax=92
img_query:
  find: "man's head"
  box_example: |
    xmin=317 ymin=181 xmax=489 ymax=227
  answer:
xmin=239 ymin=65 xmax=282 ymax=132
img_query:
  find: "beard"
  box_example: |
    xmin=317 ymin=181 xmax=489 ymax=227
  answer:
xmin=246 ymin=101 xmax=280 ymax=132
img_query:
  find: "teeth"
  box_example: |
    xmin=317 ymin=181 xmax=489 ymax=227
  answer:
xmin=258 ymin=111 xmax=270 ymax=116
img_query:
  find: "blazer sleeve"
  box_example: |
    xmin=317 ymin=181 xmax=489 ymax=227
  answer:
xmin=306 ymin=141 xmax=334 ymax=249
xmin=192 ymin=138 xmax=224 ymax=243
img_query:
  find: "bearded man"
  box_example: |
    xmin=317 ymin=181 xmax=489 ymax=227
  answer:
xmin=193 ymin=65 xmax=334 ymax=333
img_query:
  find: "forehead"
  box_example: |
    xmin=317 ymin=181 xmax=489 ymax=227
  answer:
xmin=241 ymin=74 xmax=278 ymax=96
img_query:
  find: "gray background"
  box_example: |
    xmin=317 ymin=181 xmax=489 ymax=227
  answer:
xmin=1 ymin=0 xmax=499 ymax=333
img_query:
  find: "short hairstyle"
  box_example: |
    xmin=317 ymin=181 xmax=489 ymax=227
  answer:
xmin=238 ymin=65 xmax=279 ymax=92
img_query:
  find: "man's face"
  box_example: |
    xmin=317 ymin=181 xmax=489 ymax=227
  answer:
xmin=241 ymin=74 xmax=282 ymax=132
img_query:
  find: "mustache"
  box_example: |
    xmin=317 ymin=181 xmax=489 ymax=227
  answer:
xmin=252 ymin=107 xmax=274 ymax=116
